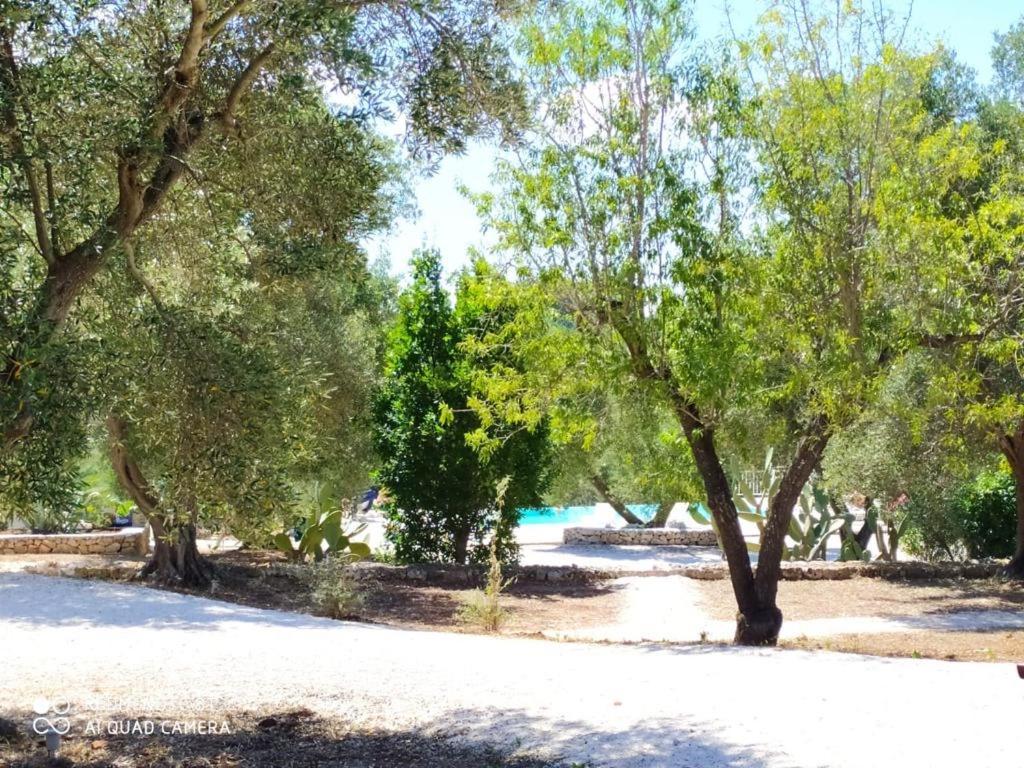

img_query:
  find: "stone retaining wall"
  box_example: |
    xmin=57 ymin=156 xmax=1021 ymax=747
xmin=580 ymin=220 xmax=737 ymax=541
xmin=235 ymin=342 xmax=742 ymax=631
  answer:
xmin=0 ymin=527 xmax=148 ymax=556
xmin=349 ymin=558 xmax=1003 ymax=586
xmin=563 ymin=526 xmax=719 ymax=547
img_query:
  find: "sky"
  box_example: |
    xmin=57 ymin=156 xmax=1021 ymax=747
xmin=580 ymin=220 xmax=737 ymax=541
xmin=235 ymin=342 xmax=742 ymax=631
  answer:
xmin=364 ymin=0 xmax=1021 ymax=284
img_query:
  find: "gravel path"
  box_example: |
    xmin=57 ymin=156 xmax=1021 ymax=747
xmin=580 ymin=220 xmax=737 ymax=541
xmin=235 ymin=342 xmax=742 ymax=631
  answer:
xmin=1 ymin=572 xmax=1020 ymax=767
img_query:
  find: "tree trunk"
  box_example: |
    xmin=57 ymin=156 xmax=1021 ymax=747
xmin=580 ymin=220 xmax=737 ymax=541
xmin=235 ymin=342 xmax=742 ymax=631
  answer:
xmin=454 ymin=526 xmax=470 ymax=565
xmin=590 ymin=473 xmax=646 ymax=525
xmin=751 ymin=415 xmax=830 ymax=643
xmin=999 ymin=422 xmax=1024 ymax=579
xmin=141 ymin=517 xmax=213 ymax=588
xmin=645 ymin=500 xmax=673 ymax=528
xmin=669 ymin=395 xmax=831 ymax=645
xmin=835 ymin=495 xmax=876 ymax=557
xmin=665 ymin=396 xmax=763 ymax=641
xmin=107 ymin=415 xmax=212 ymax=588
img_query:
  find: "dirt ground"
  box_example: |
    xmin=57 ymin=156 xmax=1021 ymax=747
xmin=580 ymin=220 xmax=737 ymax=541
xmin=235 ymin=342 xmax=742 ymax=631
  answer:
xmin=695 ymin=576 xmax=1024 ymax=662
xmin=781 ymin=630 xmax=1024 ymax=662
xmin=694 ymin=576 xmax=1024 ymax=620
xmin=0 ymin=710 xmax=558 ymax=768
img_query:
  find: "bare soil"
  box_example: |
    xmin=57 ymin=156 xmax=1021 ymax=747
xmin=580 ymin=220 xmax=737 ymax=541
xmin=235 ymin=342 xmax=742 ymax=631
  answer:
xmin=0 ymin=710 xmax=559 ymax=768
xmin=694 ymin=576 xmax=1024 ymax=620
xmin=782 ymin=630 xmax=1024 ymax=663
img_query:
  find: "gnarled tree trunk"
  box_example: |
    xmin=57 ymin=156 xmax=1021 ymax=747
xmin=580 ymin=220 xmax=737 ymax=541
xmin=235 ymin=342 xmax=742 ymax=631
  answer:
xmin=142 ymin=516 xmax=213 ymax=587
xmin=107 ymin=416 xmax=212 ymax=588
xmin=998 ymin=422 xmax=1024 ymax=580
xmin=590 ymin=473 xmax=646 ymax=525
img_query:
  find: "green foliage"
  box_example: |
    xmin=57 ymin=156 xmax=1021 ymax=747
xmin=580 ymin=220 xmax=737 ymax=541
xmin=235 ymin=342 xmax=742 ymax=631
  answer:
xmin=994 ymin=17 xmax=1024 ymax=104
xmin=274 ymin=483 xmax=371 ymax=563
xmin=18 ymin=504 xmax=80 ymax=535
xmin=874 ymin=502 xmax=914 ymax=562
xmin=687 ymin=502 xmax=727 ymax=552
xmin=954 ymin=467 xmax=1018 ymax=559
xmin=274 ymin=514 xmax=371 ymax=565
xmin=373 ymin=252 xmax=551 ymax=565
xmin=838 ymin=525 xmax=873 ymax=563
xmin=0 ymin=0 xmax=531 ymax=542
xmin=310 ymin=556 xmax=364 ymax=619
xmin=0 ymin=334 xmax=99 ymax=526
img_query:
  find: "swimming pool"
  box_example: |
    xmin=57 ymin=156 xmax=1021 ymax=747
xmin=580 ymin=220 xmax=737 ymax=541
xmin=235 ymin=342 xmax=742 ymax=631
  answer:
xmin=517 ymin=504 xmax=660 ymax=526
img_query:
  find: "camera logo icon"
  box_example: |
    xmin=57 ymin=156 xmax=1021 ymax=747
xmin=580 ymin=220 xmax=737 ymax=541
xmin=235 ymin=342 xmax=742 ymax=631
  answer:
xmin=32 ymin=698 xmax=71 ymax=735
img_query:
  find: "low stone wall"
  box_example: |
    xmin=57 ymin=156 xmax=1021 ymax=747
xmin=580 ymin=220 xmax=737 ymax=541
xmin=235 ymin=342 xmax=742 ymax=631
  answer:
xmin=0 ymin=527 xmax=148 ymax=556
xmin=687 ymin=559 xmax=1004 ymax=582
xmin=563 ymin=526 xmax=718 ymax=547
xmin=350 ymin=558 xmax=1004 ymax=585
xmin=350 ymin=562 xmax=598 ymax=585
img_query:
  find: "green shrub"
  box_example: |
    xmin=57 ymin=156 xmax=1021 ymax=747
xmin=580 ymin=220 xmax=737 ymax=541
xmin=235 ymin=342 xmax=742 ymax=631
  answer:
xmin=310 ymin=557 xmax=364 ymax=619
xmin=22 ymin=503 xmax=83 ymax=534
xmin=901 ymin=487 xmax=968 ymax=561
xmin=459 ymin=536 xmax=511 ymax=632
xmin=955 ymin=469 xmax=1017 ymax=559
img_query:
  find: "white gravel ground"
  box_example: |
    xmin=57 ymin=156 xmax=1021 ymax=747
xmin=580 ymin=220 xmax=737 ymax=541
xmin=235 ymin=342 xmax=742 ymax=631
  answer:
xmin=1 ymin=572 xmax=1021 ymax=767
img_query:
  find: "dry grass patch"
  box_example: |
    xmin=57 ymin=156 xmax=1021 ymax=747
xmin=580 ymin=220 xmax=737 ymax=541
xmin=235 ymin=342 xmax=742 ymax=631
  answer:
xmin=783 ymin=630 xmax=1024 ymax=663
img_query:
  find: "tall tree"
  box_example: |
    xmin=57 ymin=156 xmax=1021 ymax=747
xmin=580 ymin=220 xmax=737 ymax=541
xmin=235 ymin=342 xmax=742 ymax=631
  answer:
xmin=0 ymin=0 xmax=528 ymax=449
xmin=97 ymin=96 xmax=401 ymax=584
xmin=910 ymin=21 xmax=1024 ymax=575
xmin=472 ymin=0 xmax=968 ymax=643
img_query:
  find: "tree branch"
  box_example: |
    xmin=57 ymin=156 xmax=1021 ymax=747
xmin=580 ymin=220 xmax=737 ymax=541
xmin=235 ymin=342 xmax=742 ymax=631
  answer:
xmin=205 ymin=0 xmax=251 ymax=41
xmin=150 ymin=0 xmax=209 ymax=142
xmin=124 ymin=240 xmax=167 ymax=315
xmin=218 ymin=43 xmax=275 ymax=134
xmin=107 ymin=415 xmax=162 ymax=517
xmin=0 ymin=28 xmax=54 ymax=264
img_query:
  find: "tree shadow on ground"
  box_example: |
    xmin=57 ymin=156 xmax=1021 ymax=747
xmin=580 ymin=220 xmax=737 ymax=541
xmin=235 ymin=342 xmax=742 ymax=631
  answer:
xmin=0 ymin=705 xmax=771 ymax=768
xmin=880 ymin=577 xmax=1024 ymax=606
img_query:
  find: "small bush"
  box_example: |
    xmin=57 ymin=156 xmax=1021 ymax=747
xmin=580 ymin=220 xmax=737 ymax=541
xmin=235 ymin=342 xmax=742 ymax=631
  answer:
xmin=459 ymin=538 xmax=511 ymax=632
xmin=310 ymin=557 xmax=363 ymax=619
xmin=955 ymin=469 xmax=1017 ymax=559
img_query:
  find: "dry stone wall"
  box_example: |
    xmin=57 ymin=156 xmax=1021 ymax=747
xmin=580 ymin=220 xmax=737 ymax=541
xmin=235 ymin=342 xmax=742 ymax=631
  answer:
xmin=563 ymin=526 xmax=718 ymax=547
xmin=0 ymin=528 xmax=148 ymax=556
xmin=349 ymin=559 xmax=1003 ymax=585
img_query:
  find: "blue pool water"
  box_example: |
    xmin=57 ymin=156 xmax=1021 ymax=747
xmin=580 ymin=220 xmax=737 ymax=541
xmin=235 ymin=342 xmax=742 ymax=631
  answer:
xmin=517 ymin=504 xmax=660 ymax=526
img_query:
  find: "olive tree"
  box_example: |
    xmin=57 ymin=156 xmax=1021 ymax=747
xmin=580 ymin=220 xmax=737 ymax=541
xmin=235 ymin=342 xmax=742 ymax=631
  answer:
xmin=1 ymin=0 xmax=527 ymax=446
